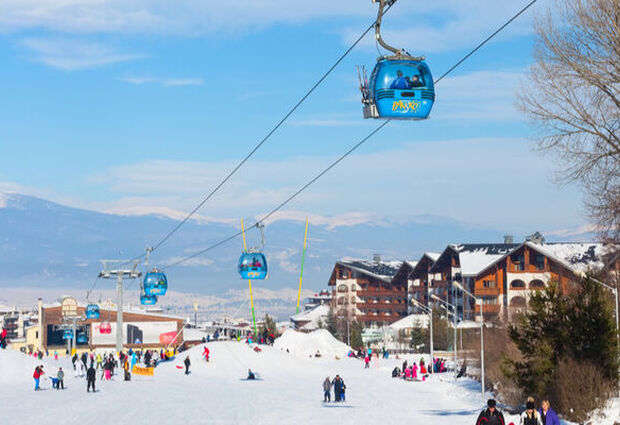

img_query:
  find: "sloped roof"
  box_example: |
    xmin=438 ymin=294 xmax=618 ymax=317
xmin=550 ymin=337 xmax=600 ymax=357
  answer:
xmin=290 ymin=304 xmax=330 ymax=331
xmin=389 ymin=313 xmax=429 ymax=330
xmin=337 ymin=258 xmax=403 ymax=282
xmin=527 ymin=242 xmax=607 ymax=273
xmin=425 ymin=252 xmax=441 ymax=261
xmin=475 ymin=241 xmax=611 ymax=277
xmin=454 ymin=244 xmax=518 ymax=275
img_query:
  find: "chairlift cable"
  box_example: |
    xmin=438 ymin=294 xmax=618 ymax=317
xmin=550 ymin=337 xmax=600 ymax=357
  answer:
xmin=118 ymin=4 xmax=396 ymax=269
xmin=158 ymin=0 xmax=540 ymax=270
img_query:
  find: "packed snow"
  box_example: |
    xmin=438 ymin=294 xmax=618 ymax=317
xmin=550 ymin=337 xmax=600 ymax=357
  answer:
xmin=273 ymin=328 xmax=350 ymax=358
xmin=1 ymin=336 xmax=618 ymax=425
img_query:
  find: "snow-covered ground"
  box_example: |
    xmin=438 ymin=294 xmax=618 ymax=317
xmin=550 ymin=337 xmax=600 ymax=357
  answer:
xmin=1 ymin=335 xmax=617 ymax=425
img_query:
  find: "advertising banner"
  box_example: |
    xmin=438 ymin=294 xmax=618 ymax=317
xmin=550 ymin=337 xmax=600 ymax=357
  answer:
xmin=132 ymin=365 xmax=154 ymax=376
xmin=91 ymin=321 xmax=178 ymax=345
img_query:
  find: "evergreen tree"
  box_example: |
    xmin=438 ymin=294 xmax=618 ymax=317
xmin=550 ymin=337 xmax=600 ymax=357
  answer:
xmin=258 ymin=314 xmax=279 ymax=340
xmin=325 ymin=306 xmax=338 ymax=338
xmin=409 ymin=318 xmax=429 ymax=351
xmin=349 ymin=321 xmax=364 ymax=349
xmin=505 ymin=278 xmax=619 ymax=402
xmin=431 ymin=309 xmax=449 ymax=351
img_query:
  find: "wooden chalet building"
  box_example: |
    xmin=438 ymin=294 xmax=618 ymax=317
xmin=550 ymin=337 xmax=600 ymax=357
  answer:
xmin=328 ymin=256 xmax=406 ymax=327
xmin=473 ymin=240 xmax=616 ymax=321
xmin=403 ymin=253 xmax=440 ymax=314
xmin=327 ymin=235 xmax=618 ymax=328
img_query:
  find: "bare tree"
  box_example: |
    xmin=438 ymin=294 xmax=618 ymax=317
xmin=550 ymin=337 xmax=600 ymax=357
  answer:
xmin=517 ymin=0 xmax=620 ymax=242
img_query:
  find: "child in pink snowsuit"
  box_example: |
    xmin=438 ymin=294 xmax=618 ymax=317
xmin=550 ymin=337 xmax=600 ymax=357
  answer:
xmin=404 ymin=367 xmax=411 ymax=380
xmin=412 ymin=363 xmax=418 ymax=379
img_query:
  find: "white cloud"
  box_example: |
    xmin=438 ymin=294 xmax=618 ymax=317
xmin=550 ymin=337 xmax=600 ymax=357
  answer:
xmin=121 ymin=75 xmax=204 ymax=87
xmin=0 ymin=0 xmax=539 ymax=55
xmin=83 ymin=135 xmax=584 ymax=232
xmin=20 ymin=37 xmax=143 ymax=70
xmin=432 ymin=70 xmax=525 ymax=122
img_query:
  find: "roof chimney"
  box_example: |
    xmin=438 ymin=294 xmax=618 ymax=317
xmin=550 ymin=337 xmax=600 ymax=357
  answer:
xmin=503 ymin=235 xmax=514 ymax=244
xmin=373 ymin=253 xmax=381 ymax=262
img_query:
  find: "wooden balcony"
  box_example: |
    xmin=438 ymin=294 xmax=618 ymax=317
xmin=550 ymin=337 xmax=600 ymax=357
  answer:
xmin=356 ymin=302 xmax=407 ymax=311
xmin=357 ymin=314 xmax=401 ymax=323
xmin=474 ymin=304 xmax=501 ymax=314
xmin=432 ymin=279 xmax=449 ymax=287
xmin=474 ymin=287 xmax=500 ymax=296
xmin=359 ymin=289 xmax=406 ymax=297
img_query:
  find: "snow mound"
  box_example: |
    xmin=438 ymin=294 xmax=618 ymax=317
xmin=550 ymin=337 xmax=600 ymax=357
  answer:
xmin=273 ymin=329 xmax=350 ymax=359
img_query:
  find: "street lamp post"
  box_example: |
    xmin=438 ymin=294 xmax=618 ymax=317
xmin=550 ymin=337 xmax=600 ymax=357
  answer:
xmin=412 ymin=298 xmax=433 ymax=374
xmin=431 ymin=294 xmax=458 ymax=378
xmin=453 ymin=281 xmax=485 ymax=398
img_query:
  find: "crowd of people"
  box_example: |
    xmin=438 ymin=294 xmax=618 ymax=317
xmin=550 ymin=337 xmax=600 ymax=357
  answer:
xmin=475 ymin=397 xmax=560 ymax=425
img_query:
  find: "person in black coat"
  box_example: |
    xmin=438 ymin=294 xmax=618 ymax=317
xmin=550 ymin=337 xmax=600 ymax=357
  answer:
xmin=475 ymin=399 xmax=506 ymax=425
xmin=331 ymin=375 xmax=346 ymax=402
xmin=184 ymin=356 xmax=191 ymax=375
xmin=86 ymin=365 xmax=96 ymax=392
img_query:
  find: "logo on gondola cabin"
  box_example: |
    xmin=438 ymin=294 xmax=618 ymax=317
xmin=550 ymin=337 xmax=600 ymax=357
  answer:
xmin=392 ymin=100 xmax=421 ymax=112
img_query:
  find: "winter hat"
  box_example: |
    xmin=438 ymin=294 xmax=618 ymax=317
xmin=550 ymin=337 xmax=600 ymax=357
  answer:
xmin=526 ymin=401 xmax=535 ymax=410
xmin=487 ymin=399 xmax=496 ymax=408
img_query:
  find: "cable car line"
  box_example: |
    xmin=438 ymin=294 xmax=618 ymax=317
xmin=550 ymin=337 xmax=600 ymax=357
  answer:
xmin=116 ymin=4 xmax=396 ymax=270
xmin=86 ymin=0 xmax=540 ymax=304
xmin=153 ymin=0 xmax=541 ymax=272
xmin=434 ymin=0 xmax=539 ymax=84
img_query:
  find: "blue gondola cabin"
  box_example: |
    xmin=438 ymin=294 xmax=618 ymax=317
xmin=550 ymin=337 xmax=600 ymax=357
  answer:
xmin=238 ymin=252 xmax=268 ymax=280
xmin=143 ymin=270 xmax=168 ymax=296
xmin=361 ymin=59 xmax=435 ymax=120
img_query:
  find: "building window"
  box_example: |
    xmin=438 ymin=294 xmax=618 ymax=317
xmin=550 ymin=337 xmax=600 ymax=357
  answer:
xmin=534 ymin=255 xmax=545 ymax=270
xmin=510 ymin=280 xmax=526 ymax=289
xmin=482 ymin=280 xmax=496 ymax=288
xmin=511 ymin=254 xmax=525 ymax=271
xmin=529 ymin=279 xmax=545 ymax=290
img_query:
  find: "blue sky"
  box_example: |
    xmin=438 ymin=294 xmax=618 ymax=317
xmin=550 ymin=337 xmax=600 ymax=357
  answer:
xmin=0 ymin=0 xmax=587 ymax=237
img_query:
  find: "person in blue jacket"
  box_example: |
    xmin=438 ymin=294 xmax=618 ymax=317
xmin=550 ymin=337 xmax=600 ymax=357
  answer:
xmin=539 ymin=400 xmax=560 ymax=425
xmin=389 ymin=70 xmax=410 ymax=89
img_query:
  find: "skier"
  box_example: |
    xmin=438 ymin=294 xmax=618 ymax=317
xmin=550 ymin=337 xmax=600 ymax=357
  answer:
xmin=71 ymin=353 xmax=78 ymax=370
xmin=54 ymin=350 xmax=58 ymax=361
xmin=539 ymin=400 xmax=560 ymax=425
xmin=475 ymin=399 xmax=506 ymax=425
xmin=0 ymin=327 xmax=7 ymax=348
xmin=56 ymin=367 xmax=64 ymax=390
xmin=86 ymin=364 xmax=96 ymax=392
xmin=96 ymin=353 xmax=103 ymax=370
xmin=519 ymin=399 xmax=542 ymax=425
xmin=33 ymin=365 xmax=44 ymax=390
xmin=322 ymin=377 xmax=331 ymax=402
xmin=412 ymin=362 xmax=418 ymax=380
xmin=202 ymin=346 xmax=210 ymax=362
xmin=364 ymin=355 xmax=370 ymax=368
xmin=247 ymin=369 xmax=256 ymax=380
xmin=184 ymin=356 xmax=191 ymax=375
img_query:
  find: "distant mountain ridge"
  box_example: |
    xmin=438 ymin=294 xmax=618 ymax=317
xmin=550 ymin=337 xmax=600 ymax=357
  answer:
xmin=0 ymin=192 xmax=595 ymax=299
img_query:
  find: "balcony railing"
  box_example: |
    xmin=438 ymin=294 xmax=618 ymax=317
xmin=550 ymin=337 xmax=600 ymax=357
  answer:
xmin=474 ymin=304 xmax=501 ymax=313
xmin=474 ymin=287 xmax=500 ymax=296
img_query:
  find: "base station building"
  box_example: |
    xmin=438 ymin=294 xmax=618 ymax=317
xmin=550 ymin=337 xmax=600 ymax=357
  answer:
xmin=40 ymin=303 xmax=185 ymax=352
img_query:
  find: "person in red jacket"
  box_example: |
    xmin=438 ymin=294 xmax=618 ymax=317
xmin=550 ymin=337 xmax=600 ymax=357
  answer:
xmin=33 ymin=365 xmax=44 ymax=390
xmin=202 ymin=346 xmax=210 ymax=362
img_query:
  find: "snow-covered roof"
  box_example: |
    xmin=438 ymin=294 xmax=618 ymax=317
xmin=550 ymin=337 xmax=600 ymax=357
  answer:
xmin=404 ymin=260 xmax=418 ymax=268
xmin=425 ymin=252 xmax=441 ymax=262
xmin=527 ymin=241 xmax=608 ymax=273
xmin=451 ymin=244 xmax=518 ymax=276
xmin=389 ymin=313 xmax=430 ymax=330
xmin=290 ymin=304 xmax=329 ymax=331
xmin=337 ymin=258 xmax=403 ymax=282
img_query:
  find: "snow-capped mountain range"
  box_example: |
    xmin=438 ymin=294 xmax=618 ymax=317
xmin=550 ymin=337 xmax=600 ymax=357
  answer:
xmin=0 ymin=192 xmax=594 ymax=318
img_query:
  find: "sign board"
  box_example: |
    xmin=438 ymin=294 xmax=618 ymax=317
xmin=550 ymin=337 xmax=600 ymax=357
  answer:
xmin=132 ymin=365 xmax=154 ymax=376
xmin=61 ymin=297 xmax=78 ymax=318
